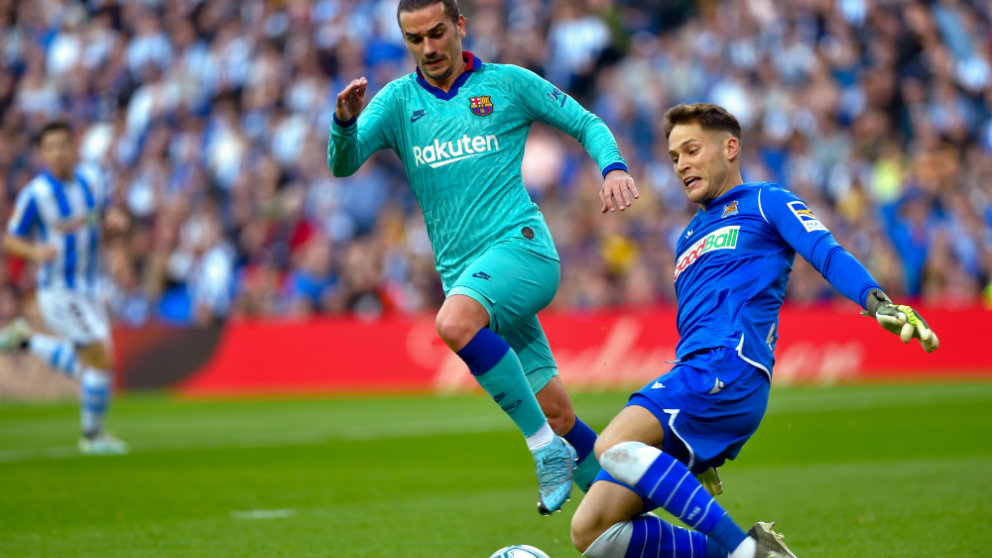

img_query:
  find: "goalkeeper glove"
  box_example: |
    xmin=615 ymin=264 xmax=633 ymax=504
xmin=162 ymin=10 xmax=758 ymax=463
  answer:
xmin=863 ymin=289 xmax=939 ymax=353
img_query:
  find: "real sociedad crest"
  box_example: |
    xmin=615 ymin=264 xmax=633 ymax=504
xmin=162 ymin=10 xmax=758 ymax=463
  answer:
xmin=721 ymin=200 xmax=739 ymax=218
xmin=470 ymin=95 xmax=493 ymax=117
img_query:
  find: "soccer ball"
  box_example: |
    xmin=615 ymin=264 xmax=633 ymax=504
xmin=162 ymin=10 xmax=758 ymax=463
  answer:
xmin=488 ymin=545 xmax=551 ymax=558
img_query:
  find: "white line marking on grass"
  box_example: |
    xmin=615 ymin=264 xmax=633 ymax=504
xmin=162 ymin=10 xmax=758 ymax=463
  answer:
xmin=231 ymin=509 xmax=296 ymax=520
xmin=0 ymin=446 xmax=79 ymax=462
xmin=0 ymin=415 xmax=509 ymax=463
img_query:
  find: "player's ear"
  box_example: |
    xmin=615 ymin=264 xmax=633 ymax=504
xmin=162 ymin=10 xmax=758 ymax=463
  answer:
xmin=457 ymin=15 xmax=466 ymax=38
xmin=724 ymin=136 xmax=740 ymax=163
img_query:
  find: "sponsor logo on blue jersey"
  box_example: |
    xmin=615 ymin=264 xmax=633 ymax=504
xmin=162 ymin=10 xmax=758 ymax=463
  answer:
xmin=469 ymin=95 xmax=493 ymax=117
xmin=410 ymin=109 xmax=426 ymax=122
xmin=548 ymin=88 xmax=567 ymax=107
xmin=412 ymin=134 xmax=501 ymax=168
xmin=674 ymin=225 xmax=740 ymax=281
xmin=787 ymin=201 xmax=827 ymax=232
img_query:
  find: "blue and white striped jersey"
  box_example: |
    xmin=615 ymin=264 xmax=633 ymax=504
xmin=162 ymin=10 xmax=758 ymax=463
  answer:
xmin=6 ymin=165 xmax=109 ymax=295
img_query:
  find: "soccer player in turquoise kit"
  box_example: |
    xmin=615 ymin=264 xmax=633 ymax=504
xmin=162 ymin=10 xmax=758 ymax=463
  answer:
xmin=327 ymin=0 xmax=639 ymax=515
xmin=570 ymin=104 xmax=939 ymax=558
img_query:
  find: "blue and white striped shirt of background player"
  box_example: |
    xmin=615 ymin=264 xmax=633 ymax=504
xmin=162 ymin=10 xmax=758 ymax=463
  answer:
xmin=673 ymin=181 xmax=881 ymax=377
xmin=6 ymin=163 xmax=111 ymax=298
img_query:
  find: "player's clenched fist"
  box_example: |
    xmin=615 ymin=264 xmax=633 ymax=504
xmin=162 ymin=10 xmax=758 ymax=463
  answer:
xmin=336 ymin=77 xmax=369 ymax=122
xmin=863 ymin=289 xmax=939 ymax=353
xmin=600 ymin=169 xmax=640 ymax=213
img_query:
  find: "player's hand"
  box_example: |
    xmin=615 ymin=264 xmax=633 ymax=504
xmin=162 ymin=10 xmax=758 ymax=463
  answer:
xmin=104 ymin=208 xmax=130 ymax=233
xmin=600 ymin=169 xmax=639 ymax=213
xmin=863 ymin=289 xmax=939 ymax=353
xmin=336 ymin=77 xmax=368 ymax=123
xmin=34 ymin=245 xmax=56 ymax=263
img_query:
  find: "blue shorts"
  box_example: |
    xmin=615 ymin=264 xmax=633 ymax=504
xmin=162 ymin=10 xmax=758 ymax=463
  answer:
xmin=628 ymin=347 xmax=770 ymax=474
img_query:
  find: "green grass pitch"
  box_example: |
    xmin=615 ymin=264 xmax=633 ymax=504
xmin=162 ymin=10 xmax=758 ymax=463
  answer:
xmin=1 ymin=381 xmax=991 ymax=557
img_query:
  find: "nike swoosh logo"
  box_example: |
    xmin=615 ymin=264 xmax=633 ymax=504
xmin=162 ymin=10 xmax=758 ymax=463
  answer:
xmin=651 ymin=381 xmax=666 ymax=389
xmin=410 ymin=111 xmax=426 ymax=122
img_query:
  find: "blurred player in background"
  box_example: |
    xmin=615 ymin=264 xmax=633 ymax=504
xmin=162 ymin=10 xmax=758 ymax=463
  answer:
xmin=0 ymin=121 xmax=128 ymax=455
xmin=570 ymin=103 xmax=939 ymax=558
xmin=328 ymin=0 xmax=639 ymax=514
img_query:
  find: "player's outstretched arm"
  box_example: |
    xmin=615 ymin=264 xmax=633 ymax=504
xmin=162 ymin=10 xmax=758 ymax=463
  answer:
xmin=863 ymin=289 xmax=939 ymax=353
xmin=599 ymin=169 xmax=639 ymax=213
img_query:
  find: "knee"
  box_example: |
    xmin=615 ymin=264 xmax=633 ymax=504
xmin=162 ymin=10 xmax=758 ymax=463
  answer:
xmin=592 ymin=438 xmax=610 ymax=462
xmin=570 ymin=505 xmax=607 ymax=554
xmin=598 ymin=441 xmax=659 ymax=486
xmin=77 ymin=342 xmax=113 ymax=371
xmin=593 ymin=433 xmax=623 ymax=462
xmin=434 ymin=311 xmax=480 ymax=350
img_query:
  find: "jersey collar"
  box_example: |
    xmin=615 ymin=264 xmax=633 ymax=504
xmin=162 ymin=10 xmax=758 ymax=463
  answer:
xmin=702 ymin=182 xmax=752 ymax=212
xmin=415 ymin=51 xmax=481 ymax=101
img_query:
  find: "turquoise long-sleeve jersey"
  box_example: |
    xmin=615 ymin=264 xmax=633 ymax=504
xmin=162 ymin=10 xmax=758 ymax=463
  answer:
xmin=328 ymin=52 xmax=627 ymax=289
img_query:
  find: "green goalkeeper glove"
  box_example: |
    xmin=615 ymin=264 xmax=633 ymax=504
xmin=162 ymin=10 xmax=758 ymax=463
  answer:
xmin=863 ymin=289 xmax=940 ymax=353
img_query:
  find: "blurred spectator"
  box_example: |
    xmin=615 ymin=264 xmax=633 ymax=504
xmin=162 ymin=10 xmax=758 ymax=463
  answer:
xmin=0 ymin=0 xmax=990 ymax=329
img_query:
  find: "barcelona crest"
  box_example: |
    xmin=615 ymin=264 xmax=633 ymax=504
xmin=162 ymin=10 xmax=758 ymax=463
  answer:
xmin=469 ymin=95 xmax=494 ymax=117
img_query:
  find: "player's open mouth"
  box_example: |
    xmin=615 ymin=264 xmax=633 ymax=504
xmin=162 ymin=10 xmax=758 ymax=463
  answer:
xmin=683 ymin=176 xmax=701 ymax=188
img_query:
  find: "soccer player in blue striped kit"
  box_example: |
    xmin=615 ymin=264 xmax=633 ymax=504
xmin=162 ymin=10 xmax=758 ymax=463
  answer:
xmin=328 ymin=0 xmax=640 ymax=514
xmin=0 ymin=121 xmax=128 ymax=455
xmin=570 ymin=103 xmax=939 ymax=558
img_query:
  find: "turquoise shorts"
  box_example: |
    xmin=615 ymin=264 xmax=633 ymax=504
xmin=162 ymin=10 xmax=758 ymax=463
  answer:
xmin=448 ymin=240 xmax=560 ymax=393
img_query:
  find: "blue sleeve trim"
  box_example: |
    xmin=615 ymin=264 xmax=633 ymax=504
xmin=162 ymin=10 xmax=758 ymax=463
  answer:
xmin=602 ymin=162 xmax=628 ymax=178
xmin=333 ymin=113 xmax=357 ymax=128
xmin=858 ymin=283 xmax=883 ymax=310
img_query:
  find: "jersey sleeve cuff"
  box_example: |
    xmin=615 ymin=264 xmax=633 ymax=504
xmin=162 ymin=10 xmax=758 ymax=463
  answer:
xmin=332 ymin=113 xmax=357 ymax=128
xmin=859 ymin=283 xmax=884 ymax=310
xmin=601 ymin=162 xmax=628 ymax=178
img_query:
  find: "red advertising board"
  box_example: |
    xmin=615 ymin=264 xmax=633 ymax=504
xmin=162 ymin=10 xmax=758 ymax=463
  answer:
xmin=150 ymin=304 xmax=990 ymax=397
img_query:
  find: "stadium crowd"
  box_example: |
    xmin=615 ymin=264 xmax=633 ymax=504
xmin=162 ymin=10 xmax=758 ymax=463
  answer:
xmin=0 ymin=0 xmax=990 ymax=327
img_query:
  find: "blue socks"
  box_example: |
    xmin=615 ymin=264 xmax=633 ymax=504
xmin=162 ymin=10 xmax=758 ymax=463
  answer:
xmin=601 ymin=442 xmax=749 ymax=555
xmin=563 ymin=417 xmax=601 ymax=491
xmin=626 ymin=514 xmax=727 ymax=558
xmin=457 ymin=328 xmax=547 ymax=438
xmin=635 ymin=450 xmax=747 ymax=550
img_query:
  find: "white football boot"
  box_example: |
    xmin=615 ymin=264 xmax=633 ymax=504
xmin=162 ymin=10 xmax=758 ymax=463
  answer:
xmin=749 ymin=521 xmax=798 ymax=558
xmin=79 ymin=433 xmax=129 ymax=455
xmin=0 ymin=317 xmax=31 ymax=352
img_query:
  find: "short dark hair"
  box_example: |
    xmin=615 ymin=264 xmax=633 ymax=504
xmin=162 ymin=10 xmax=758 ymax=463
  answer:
xmin=37 ymin=120 xmax=73 ymax=144
xmin=397 ymin=0 xmax=461 ymax=25
xmin=662 ymin=103 xmax=742 ymax=142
